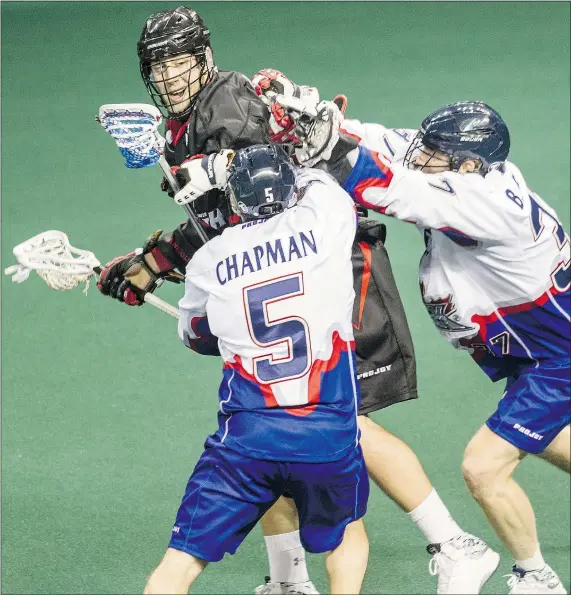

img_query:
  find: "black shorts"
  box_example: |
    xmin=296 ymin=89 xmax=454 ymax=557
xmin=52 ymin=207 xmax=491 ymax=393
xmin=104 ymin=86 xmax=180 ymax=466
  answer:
xmin=352 ymin=219 xmax=418 ymax=415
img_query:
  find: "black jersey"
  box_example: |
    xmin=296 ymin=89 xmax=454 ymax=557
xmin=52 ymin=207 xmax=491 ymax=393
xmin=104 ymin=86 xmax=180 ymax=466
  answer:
xmin=163 ymin=70 xmax=271 ymax=229
xmin=154 ymin=76 xmax=417 ymax=412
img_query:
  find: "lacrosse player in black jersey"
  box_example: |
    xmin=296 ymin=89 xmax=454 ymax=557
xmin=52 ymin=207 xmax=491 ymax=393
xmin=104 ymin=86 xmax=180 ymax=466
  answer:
xmin=94 ymin=7 xmax=455 ymax=595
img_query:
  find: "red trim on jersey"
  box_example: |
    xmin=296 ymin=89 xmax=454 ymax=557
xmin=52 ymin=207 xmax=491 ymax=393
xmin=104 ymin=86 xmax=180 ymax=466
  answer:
xmin=351 ymin=151 xmax=394 ymax=212
xmin=290 ymin=332 xmax=354 ymax=417
xmin=340 ymin=127 xmax=362 ymax=143
xmin=353 ymin=242 xmax=372 ymax=331
xmin=222 ymin=332 xmax=355 ymax=417
xmin=166 ymin=119 xmax=190 ymax=146
xmin=471 ymin=286 xmax=560 ymax=341
xmin=224 ymin=356 xmax=280 ymax=408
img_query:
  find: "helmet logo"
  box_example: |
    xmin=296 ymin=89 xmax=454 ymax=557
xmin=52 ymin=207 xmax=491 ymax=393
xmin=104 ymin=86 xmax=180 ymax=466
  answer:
xmin=460 ymin=134 xmax=485 ymax=142
xmin=146 ymin=40 xmax=170 ymax=49
xmin=459 ymin=116 xmax=488 ymax=131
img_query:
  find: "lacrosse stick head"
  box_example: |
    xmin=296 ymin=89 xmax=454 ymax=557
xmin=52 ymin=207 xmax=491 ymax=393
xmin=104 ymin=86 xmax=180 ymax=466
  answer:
xmin=97 ymin=103 xmax=163 ymax=169
xmin=5 ymin=231 xmax=100 ymax=293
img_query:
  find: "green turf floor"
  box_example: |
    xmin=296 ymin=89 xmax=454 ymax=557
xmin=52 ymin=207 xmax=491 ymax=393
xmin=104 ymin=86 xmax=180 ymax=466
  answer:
xmin=2 ymin=2 xmax=569 ymax=593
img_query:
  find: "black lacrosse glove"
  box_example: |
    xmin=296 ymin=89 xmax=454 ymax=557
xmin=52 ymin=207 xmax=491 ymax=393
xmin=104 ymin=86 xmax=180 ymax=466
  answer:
xmin=97 ymin=230 xmax=184 ymax=306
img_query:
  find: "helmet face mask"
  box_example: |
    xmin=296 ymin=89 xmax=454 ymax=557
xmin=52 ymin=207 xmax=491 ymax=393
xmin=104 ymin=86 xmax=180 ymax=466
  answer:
xmin=146 ymin=51 xmax=212 ymax=118
xmin=138 ymin=6 xmax=214 ymax=120
xmin=224 ymin=145 xmax=298 ymax=226
xmin=404 ymin=134 xmax=454 ymax=173
xmin=404 ymin=102 xmax=510 ymax=175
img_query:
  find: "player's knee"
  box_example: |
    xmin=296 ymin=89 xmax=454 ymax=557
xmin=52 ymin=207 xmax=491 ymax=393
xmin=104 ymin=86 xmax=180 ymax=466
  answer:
xmin=461 ymin=452 xmax=504 ymax=500
xmin=143 ymin=570 xmax=165 ymax=595
xmin=144 ymin=548 xmax=206 ymax=594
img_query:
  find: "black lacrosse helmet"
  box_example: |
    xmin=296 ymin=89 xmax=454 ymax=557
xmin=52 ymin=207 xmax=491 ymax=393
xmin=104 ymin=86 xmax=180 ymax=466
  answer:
xmin=226 ymin=145 xmax=298 ymax=224
xmin=404 ymin=101 xmax=510 ymax=173
xmin=137 ymin=6 xmax=213 ymax=120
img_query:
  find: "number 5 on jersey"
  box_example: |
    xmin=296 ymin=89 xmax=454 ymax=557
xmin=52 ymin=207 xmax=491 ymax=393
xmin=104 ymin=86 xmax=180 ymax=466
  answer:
xmin=244 ymin=273 xmax=311 ymax=384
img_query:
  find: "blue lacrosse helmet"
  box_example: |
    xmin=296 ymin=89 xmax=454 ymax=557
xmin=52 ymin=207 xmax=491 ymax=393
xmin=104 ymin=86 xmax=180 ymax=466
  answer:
xmin=226 ymin=144 xmax=298 ymax=223
xmin=404 ymin=101 xmax=510 ymax=173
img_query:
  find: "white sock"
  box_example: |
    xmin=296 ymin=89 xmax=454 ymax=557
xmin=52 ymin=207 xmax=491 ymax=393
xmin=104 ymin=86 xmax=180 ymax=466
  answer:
xmin=516 ymin=544 xmax=546 ymax=572
xmin=407 ymin=488 xmax=464 ymax=544
xmin=264 ymin=530 xmax=310 ymax=584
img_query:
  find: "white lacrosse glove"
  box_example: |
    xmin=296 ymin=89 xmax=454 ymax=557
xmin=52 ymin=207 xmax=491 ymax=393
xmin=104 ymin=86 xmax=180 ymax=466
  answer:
xmin=293 ymin=100 xmax=344 ymax=167
xmin=172 ymin=150 xmax=235 ymax=206
xmin=252 ymin=68 xmax=320 ymax=144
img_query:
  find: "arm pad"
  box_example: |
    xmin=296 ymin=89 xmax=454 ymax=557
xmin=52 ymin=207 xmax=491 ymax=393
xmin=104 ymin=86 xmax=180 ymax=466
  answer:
xmin=151 ymin=222 xmax=218 ymax=274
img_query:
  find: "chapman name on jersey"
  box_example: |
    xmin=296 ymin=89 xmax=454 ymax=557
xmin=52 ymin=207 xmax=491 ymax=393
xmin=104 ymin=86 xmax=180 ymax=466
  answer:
xmin=339 ymin=119 xmax=570 ymax=381
xmin=178 ymin=169 xmax=361 ymax=462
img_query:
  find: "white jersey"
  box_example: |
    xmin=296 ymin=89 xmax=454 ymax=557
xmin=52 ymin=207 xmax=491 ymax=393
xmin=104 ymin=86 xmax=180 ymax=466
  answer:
xmin=178 ymin=168 xmax=361 ymax=461
xmin=340 ymin=118 xmax=570 ymax=380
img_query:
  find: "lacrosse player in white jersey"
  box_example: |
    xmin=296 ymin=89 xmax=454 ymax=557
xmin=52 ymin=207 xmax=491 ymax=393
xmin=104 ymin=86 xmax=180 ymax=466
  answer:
xmin=144 ymin=144 xmax=370 ymax=595
xmin=251 ymin=70 xmax=499 ymax=595
xmin=287 ymin=98 xmax=569 ymax=594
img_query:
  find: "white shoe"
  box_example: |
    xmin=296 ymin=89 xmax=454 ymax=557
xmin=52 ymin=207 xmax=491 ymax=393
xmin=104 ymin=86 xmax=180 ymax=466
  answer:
xmin=254 ymin=577 xmax=319 ymax=594
xmin=506 ymin=565 xmax=567 ymax=594
xmin=428 ymin=533 xmax=500 ymax=594
xmin=255 ymin=578 xmax=282 ymax=595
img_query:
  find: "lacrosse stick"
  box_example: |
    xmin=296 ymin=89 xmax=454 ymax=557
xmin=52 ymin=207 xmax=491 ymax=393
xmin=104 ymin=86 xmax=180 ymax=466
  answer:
xmin=96 ymin=103 xmax=209 ymax=244
xmin=4 ymin=230 xmax=180 ymax=320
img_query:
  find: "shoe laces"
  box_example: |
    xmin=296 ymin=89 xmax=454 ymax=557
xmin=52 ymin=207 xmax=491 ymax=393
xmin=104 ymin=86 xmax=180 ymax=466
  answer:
xmin=428 ymin=534 xmax=487 ymax=577
xmin=505 ymin=573 xmax=521 ymax=590
xmin=282 ymin=582 xmax=317 ymax=594
xmin=504 ymin=566 xmax=560 ymax=591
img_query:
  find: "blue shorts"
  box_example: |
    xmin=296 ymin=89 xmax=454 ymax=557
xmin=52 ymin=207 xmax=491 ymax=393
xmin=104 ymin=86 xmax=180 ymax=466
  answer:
xmin=486 ymin=359 xmax=570 ymax=454
xmin=168 ymin=444 xmax=369 ymax=562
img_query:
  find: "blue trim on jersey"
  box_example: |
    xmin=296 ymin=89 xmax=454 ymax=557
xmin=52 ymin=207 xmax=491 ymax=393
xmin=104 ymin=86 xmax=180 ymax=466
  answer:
xmin=207 ymin=349 xmax=361 ymax=463
xmin=188 ymin=316 xmax=220 ymax=355
xmin=343 ymin=145 xmax=390 ymax=199
xmin=470 ymin=289 xmax=570 ymax=380
xmin=437 ymin=227 xmax=479 ymax=247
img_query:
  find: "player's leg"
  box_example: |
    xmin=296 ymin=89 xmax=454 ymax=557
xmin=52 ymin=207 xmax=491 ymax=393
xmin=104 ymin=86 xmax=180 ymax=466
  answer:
xmin=147 ymin=445 xmax=281 ymax=594
xmin=144 ymin=548 xmax=207 ymax=594
xmin=463 ymin=365 xmax=569 ymax=594
xmin=537 ymin=424 xmax=570 ymax=473
xmin=324 ymin=519 xmax=369 ymax=595
xmin=358 ymin=413 xmax=500 ymax=594
xmin=462 ymin=425 xmax=535 ymax=558
xmin=353 ymin=237 xmax=499 ymax=593
xmin=288 ymin=445 xmax=370 ymax=595
xmin=359 ymin=413 xmax=437 ymax=512
xmin=256 ymin=497 xmax=316 ymax=594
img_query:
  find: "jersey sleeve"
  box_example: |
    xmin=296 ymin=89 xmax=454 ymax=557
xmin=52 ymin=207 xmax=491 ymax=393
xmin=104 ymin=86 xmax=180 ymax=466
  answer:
xmin=341 ymin=119 xmax=417 ymax=162
xmin=178 ymin=251 xmax=220 ymax=356
xmin=199 ymin=73 xmax=271 ymax=153
xmin=343 ymin=146 xmax=508 ymax=243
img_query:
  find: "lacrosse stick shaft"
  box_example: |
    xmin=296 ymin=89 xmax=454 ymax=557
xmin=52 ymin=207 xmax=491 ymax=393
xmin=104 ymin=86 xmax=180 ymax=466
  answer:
xmin=153 ymin=134 xmax=210 ymax=245
xmin=93 ymin=266 xmax=180 ymax=320
xmin=143 ymin=292 xmax=180 ymax=319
